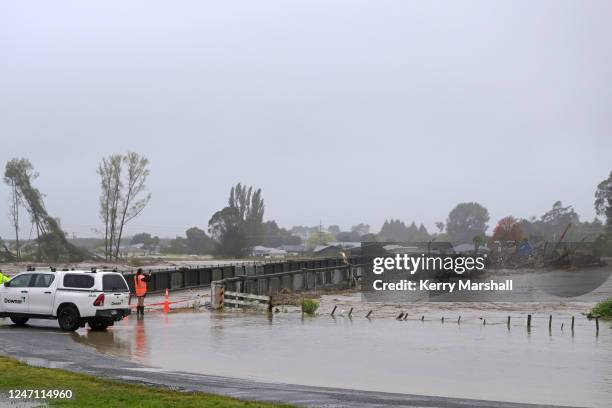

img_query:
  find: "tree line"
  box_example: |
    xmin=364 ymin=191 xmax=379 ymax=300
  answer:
xmin=2 ymin=154 xmax=611 ymax=261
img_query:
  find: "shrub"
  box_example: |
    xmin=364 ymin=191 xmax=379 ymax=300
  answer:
xmin=301 ymin=299 xmax=319 ymax=315
xmin=588 ymin=298 xmax=612 ymax=319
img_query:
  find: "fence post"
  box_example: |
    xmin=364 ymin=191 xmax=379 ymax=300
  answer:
xmin=527 ymin=314 xmax=532 ymax=330
xmin=549 ymin=315 xmax=552 ymax=331
xmin=211 ymin=282 xmax=224 ymax=310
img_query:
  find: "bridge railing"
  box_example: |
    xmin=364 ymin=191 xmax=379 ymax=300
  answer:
xmin=122 ymin=257 xmax=363 ymax=294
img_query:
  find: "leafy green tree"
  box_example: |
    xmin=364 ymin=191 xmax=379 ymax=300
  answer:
xmin=185 ymin=227 xmax=216 ymax=254
xmin=161 ymin=237 xmax=189 ymax=254
xmin=228 ymin=183 xmax=265 ymax=246
xmin=351 ymin=223 xmax=370 ymax=236
xmin=446 ymin=202 xmax=490 ymax=244
xmin=208 ymin=206 xmax=248 ymax=257
xmin=595 ymin=171 xmax=612 ymax=237
xmin=262 ymin=221 xmax=301 ymax=247
xmin=131 ymin=233 xmax=153 ymax=245
xmin=130 ymin=233 xmax=160 ymax=252
xmin=379 ymin=219 xmax=409 ymax=241
xmin=418 ymin=224 xmax=430 ymax=240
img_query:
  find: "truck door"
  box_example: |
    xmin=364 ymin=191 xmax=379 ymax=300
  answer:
xmin=1 ymin=273 xmax=33 ymax=313
xmin=28 ymin=273 xmax=57 ymax=315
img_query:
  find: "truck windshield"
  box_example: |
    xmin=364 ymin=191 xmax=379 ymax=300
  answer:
xmin=103 ymin=274 xmax=129 ymax=292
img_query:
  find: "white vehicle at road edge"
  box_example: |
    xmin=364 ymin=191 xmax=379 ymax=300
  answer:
xmin=0 ymin=269 xmax=131 ymax=331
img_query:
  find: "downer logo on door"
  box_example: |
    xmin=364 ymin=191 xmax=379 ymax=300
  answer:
xmin=4 ymin=297 xmax=25 ymax=304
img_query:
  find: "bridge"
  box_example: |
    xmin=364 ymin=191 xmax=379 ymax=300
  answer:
xmin=122 ymin=256 xmax=365 ymax=295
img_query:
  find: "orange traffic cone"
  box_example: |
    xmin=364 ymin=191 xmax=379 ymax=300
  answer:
xmin=163 ymin=288 xmax=170 ymax=313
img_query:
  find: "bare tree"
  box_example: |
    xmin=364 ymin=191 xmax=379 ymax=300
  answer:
xmin=98 ymin=152 xmax=151 ymax=261
xmin=4 ymin=158 xmax=85 ymax=261
xmin=97 ymin=155 xmax=122 ymax=260
xmin=113 ymin=152 xmax=151 ymax=259
xmin=4 ymin=159 xmax=31 ymax=259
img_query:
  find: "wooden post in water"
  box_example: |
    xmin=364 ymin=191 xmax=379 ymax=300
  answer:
xmin=507 ymin=316 xmax=511 ymax=329
xmin=421 ymin=315 xmax=425 ymax=322
xmin=527 ymin=314 xmax=532 ymax=330
xmin=596 ymin=316 xmax=599 ymax=334
xmin=571 ymin=316 xmax=575 ymax=331
xmin=365 ymin=310 xmax=372 ymax=319
xmin=441 ymin=317 xmax=444 ymax=323
xmin=549 ymin=315 xmax=552 ymax=331
xmin=397 ymin=312 xmax=404 ymax=320
xmin=457 ymin=316 xmax=461 ymax=324
xmin=348 ymin=307 xmax=353 ymax=317
xmin=330 ymin=305 xmax=337 ymax=316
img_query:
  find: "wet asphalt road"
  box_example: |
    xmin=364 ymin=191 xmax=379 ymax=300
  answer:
xmin=0 ymin=320 xmax=579 ymax=408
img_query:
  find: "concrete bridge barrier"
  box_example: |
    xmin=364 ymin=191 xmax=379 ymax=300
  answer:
xmin=209 ymin=263 xmax=363 ymax=309
xmin=121 ymin=256 xmax=364 ymax=295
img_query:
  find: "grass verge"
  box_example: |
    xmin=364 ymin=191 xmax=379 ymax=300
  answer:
xmin=0 ymin=356 xmax=292 ymax=407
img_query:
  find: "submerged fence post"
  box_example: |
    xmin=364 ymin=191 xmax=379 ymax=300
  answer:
xmin=549 ymin=315 xmax=552 ymax=331
xmin=330 ymin=305 xmax=337 ymax=316
xmin=507 ymin=316 xmax=511 ymax=329
xmin=571 ymin=316 xmax=575 ymax=331
xmin=596 ymin=316 xmax=599 ymax=334
xmin=365 ymin=310 xmax=372 ymax=319
xmin=527 ymin=314 xmax=532 ymax=330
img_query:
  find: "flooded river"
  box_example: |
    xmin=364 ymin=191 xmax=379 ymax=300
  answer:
xmin=72 ymin=307 xmax=612 ymax=408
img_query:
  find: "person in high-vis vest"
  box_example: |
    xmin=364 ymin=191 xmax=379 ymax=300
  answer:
xmin=0 ymin=270 xmax=10 ymax=284
xmin=134 ymin=268 xmax=151 ymax=317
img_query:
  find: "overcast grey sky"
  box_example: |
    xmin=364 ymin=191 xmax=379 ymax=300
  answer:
xmin=1 ymin=1 xmax=611 ymax=239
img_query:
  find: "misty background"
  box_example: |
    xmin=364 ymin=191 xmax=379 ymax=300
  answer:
xmin=1 ymin=1 xmax=611 ymax=239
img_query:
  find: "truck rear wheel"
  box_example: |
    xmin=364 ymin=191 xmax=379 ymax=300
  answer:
xmin=58 ymin=306 xmax=80 ymax=331
xmin=88 ymin=320 xmax=110 ymax=331
xmin=10 ymin=316 xmax=29 ymax=326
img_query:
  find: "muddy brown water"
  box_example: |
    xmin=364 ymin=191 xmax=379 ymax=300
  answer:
xmin=69 ymin=306 xmax=612 ymax=408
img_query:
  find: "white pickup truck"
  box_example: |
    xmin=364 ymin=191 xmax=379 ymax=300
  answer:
xmin=0 ymin=269 xmax=131 ymax=331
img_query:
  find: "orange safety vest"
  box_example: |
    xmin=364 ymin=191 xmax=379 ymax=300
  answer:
xmin=134 ymin=274 xmax=148 ymax=297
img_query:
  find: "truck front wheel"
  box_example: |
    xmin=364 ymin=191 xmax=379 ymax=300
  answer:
xmin=58 ymin=306 xmax=80 ymax=331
